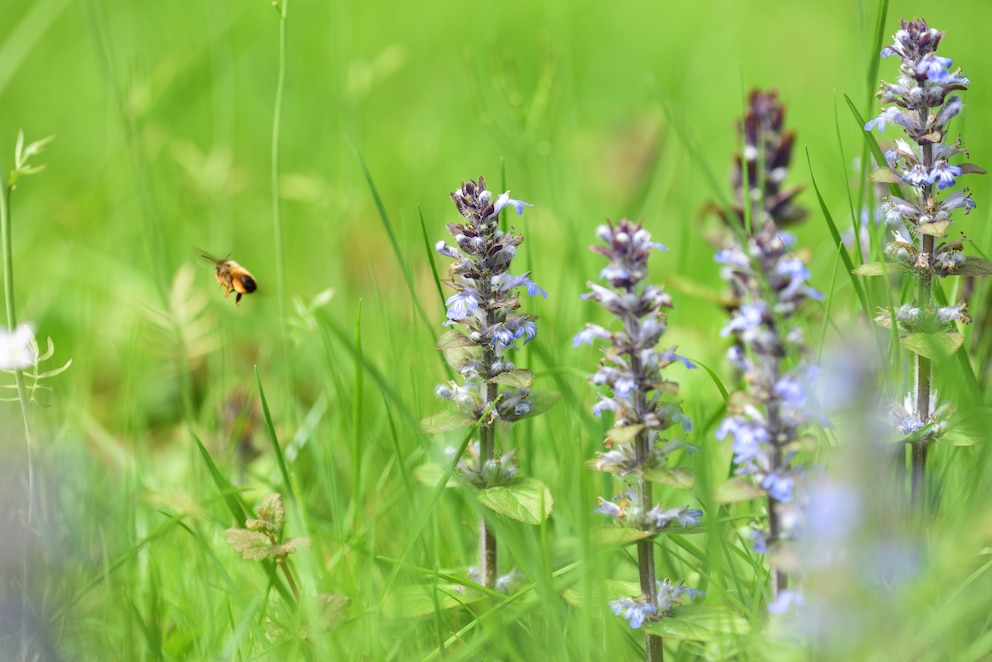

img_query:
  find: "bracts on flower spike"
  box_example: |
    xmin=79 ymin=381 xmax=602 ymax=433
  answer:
xmin=427 ymin=175 xmax=550 ymax=592
xmin=576 ymin=219 xmax=701 ymax=654
xmin=861 ymin=18 xmax=986 ymax=513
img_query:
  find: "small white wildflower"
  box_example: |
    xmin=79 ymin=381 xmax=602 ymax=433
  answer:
xmin=0 ymin=323 xmax=36 ymax=370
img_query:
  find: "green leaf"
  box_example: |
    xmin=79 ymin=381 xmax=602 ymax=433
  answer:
xmin=713 ymin=477 xmax=766 ymax=504
xmin=562 ymin=579 xmax=638 ymax=608
xmin=588 ymin=527 xmax=652 ymax=547
xmin=382 ymin=584 xmax=483 ymax=619
xmin=256 ymin=368 xmax=293 ymax=493
xmin=648 ymin=605 xmax=751 ymax=640
xmin=435 ymin=329 xmax=476 ymax=350
xmin=917 ymin=220 xmax=952 ymax=237
xmin=518 ymin=389 xmax=561 ymax=418
xmin=959 ymin=163 xmax=987 ymax=175
xmin=606 ymin=424 xmax=644 ymax=446
xmin=853 ymin=261 xmax=910 ymax=276
xmin=642 ymin=467 xmax=696 ymax=490
xmin=487 ymin=368 xmax=533 ymax=388
xmin=420 ymin=410 xmax=475 ymax=433
xmin=478 ymin=478 xmax=553 ymax=524
xmin=900 ymin=331 xmax=963 ymax=361
xmin=868 ymin=167 xmax=904 ymax=183
xmin=412 ymin=462 xmax=463 ymax=488
xmin=190 ymin=430 xmax=248 ymax=524
xmin=952 ymin=257 xmax=992 ymax=276
xmin=224 ymin=529 xmax=274 ymax=560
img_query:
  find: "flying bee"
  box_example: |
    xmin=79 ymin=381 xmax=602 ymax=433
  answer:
xmin=201 ymin=253 xmax=257 ymax=304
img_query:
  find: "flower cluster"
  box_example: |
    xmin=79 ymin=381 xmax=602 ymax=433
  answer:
xmin=865 ymin=18 xmax=984 ymax=278
xmin=609 ymin=579 xmax=701 ymax=629
xmin=715 ymin=90 xmax=807 ymax=233
xmin=576 ymin=219 xmax=701 ymax=628
xmin=434 ymin=176 xmax=546 ymax=485
xmin=444 ymin=441 xmax=518 ymax=489
xmin=715 ymin=220 xmax=822 ymax=563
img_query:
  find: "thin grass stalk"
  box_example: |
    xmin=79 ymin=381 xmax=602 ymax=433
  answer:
xmin=271 ymin=0 xmax=294 ymax=407
xmin=0 ymin=162 xmax=34 ymax=527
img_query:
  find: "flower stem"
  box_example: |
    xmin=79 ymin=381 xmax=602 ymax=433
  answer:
xmin=0 ymin=170 xmax=35 ymax=526
xmin=765 ymin=370 xmax=788 ymax=596
xmin=479 ymin=315 xmax=499 ymax=589
xmin=911 ymin=140 xmax=936 ymax=515
xmin=631 ymin=347 xmax=662 ymax=661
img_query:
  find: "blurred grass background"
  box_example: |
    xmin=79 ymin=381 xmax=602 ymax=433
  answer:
xmin=3 ymin=0 xmax=992 ymax=659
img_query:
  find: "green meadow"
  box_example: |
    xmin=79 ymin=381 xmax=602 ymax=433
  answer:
xmin=2 ymin=0 xmax=992 ymax=659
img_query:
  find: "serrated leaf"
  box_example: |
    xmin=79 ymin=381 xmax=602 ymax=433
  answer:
xmin=868 ymin=167 xmax=904 ymax=183
xmin=420 ymin=410 xmax=475 ymax=433
xmin=478 ymin=478 xmax=553 ymax=524
xmin=254 ymin=493 xmax=286 ymax=533
xmin=916 ymin=220 xmax=952 ymax=237
xmin=412 ymin=462 xmax=463 ymax=488
xmin=900 ymin=331 xmax=963 ymax=361
xmin=382 ymin=584 xmax=483 ymax=619
xmin=245 ymin=518 xmax=280 ymax=535
xmin=606 ymin=424 xmax=644 ymax=446
xmin=952 ymin=257 xmax=992 ymax=276
xmin=435 ymin=329 xmax=477 ymax=350
xmin=487 ymin=368 xmax=533 ymax=388
xmin=642 ymin=467 xmax=696 ymax=490
xmin=647 ymin=605 xmax=750 ymax=640
xmin=271 ymin=537 xmax=311 ymax=558
xmin=713 ymin=477 xmax=766 ymax=504
xmin=224 ymin=529 xmax=274 ymax=560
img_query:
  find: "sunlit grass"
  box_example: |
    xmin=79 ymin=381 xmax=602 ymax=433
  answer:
xmin=2 ymin=0 xmax=992 ymax=660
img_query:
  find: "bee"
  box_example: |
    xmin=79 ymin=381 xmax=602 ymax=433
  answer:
xmin=201 ymin=253 xmax=257 ymax=304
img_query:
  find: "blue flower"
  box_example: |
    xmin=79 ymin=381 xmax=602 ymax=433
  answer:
xmin=445 ymin=291 xmax=479 ymax=320
xmin=762 ymin=471 xmax=795 ymax=503
xmin=595 ymin=497 xmax=623 ymax=518
xmin=514 ymin=319 xmax=538 ymax=344
xmin=435 ymin=240 xmax=460 ymax=258
xmin=721 ymin=302 xmax=766 ymax=338
xmin=493 ymin=191 xmax=532 ymax=216
xmin=659 ymin=347 xmax=696 ymax=370
xmin=916 ymin=53 xmax=953 ymax=82
xmin=573 ymin=324 xmax=611 ymax=347
xmin=591 ymin=396 xmax=619 ymax=417
xmin=931 ymin=161 xmax=962 ymax=190
xmin=609 ymin=598 xmax=656 ymax=629
xmin=902 ymin=164 xmax=931 ymax=188
xmin=864 ymin=107 xmax=911 ymax=132
xmin=490 ymin=324 xmax=518 ymax=348
xmin=767 ymin=589 xmax=804 ymax=615
xmin=749 ymin=529 xmax=768 ymax=554
xmin=656 ymin=579 xmax=702 ymax=610
xmin=717 ymin=416 xmax=770 ymax=471
xmin=494 ymin=273 xmax=548 ymax=298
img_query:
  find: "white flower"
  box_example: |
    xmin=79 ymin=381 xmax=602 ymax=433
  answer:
xmin=0 ymin=323 xmax=36 ymax=370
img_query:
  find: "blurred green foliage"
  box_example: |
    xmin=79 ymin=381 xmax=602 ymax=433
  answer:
xmin=3 ymin=0 xmax=992 ymax=659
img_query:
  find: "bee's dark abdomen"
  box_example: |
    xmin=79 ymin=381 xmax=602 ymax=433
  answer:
xmin=238 ymin=275 xmax=257 ymax=293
